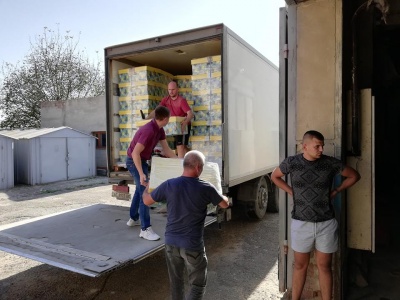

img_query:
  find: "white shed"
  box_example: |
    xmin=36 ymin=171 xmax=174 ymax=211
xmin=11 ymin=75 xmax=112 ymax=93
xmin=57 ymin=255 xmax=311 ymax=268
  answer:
xmin=0 ymin=127 xmax=96 ymax=185
xmin=0 ymin=134 xmax=14 ymax=189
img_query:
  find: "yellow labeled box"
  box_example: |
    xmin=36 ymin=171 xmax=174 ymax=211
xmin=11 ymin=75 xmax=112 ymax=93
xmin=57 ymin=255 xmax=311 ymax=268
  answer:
xmin=135 ymin=117 xmax=188 ymax=136
xmin=164 ymin=116 xmax=188 ymax=136
xmin=135 ymin=119 xmax=151 ymax=128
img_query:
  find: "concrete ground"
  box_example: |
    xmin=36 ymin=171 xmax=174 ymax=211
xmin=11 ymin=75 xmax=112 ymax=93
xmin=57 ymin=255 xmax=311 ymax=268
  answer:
xmin=0 ymin=176 xmax=284 ymax=300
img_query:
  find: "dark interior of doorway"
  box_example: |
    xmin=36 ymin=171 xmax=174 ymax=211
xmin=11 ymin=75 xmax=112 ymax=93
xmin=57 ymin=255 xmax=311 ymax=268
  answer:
xmin=346 ymin=2 xmax=400 ymax=299
xmin=374 ymin=24 xmax=400 ymax=252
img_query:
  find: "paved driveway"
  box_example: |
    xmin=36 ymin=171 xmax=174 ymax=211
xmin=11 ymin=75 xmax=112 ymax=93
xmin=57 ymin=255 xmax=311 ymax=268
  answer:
xmin=0 ymin=176 xmax=283 ymax=300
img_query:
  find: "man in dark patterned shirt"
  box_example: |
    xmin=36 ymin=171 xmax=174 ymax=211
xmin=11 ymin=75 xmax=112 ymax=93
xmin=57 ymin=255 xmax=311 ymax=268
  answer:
xmin=271 ymin=130 xmax=360 ymax=300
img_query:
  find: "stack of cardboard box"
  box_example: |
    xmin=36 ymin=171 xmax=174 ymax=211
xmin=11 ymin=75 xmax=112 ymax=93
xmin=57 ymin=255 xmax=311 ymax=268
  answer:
xmin=190 ymin=55 xmax=223 ymax=172
xmin=117 ymin=66 xmax=173 ymax=162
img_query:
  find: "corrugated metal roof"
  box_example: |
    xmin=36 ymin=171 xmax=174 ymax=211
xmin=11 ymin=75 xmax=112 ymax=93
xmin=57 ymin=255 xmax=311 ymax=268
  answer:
xmin=0 ymin=127 xmax=92 ymax=140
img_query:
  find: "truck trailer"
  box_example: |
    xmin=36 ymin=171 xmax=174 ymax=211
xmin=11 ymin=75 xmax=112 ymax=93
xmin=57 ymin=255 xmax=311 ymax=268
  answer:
xmin=105 ymin=23 xmax=280 ymax=219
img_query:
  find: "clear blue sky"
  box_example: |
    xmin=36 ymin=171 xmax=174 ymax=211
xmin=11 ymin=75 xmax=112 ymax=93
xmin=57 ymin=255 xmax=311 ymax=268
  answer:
xmin=0 ymin=0 xmax=286 ymax=67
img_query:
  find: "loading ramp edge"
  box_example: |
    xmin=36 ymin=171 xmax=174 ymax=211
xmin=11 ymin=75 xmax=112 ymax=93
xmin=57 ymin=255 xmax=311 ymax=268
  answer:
xmin=0 ymin=205 xmax=218 ymax=277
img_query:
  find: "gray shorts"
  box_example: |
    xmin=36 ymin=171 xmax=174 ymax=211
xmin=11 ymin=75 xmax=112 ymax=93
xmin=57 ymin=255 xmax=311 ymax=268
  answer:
xmin=291 ymin=218 xmax=338 ymax=254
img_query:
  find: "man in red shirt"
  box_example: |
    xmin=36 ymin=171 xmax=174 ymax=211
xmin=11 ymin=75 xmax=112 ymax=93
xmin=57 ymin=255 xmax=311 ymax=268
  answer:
xmin=148 ymin=81 xmax=194 ymax=158
xmin=126 ymin=106 xmax=177 ymax=241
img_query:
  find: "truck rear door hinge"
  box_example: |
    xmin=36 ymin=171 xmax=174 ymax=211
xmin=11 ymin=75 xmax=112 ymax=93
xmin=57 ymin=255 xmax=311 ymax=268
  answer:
xmin=283 ymin=44 xmax=289 ymax=59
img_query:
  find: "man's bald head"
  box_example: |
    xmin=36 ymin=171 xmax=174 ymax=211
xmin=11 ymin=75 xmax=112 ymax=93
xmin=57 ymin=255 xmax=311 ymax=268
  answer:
xmin=183 ymin=150 xmax=205 ymax=169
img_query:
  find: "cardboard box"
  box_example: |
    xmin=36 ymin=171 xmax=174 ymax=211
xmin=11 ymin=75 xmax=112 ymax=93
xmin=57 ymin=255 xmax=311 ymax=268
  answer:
xmin=191 ymin=72 xmax=221 ymax=92
xmin=191 ymin=55 xmax=221 ymax=75
xmin=149 ymin=156 xmax=222 ymax=193
xmin=119 ymin=81 xmax=168 ymax=98
xmin=135 ymin=117 xmax=188 ymax=135
xmin=119 ymin=113 xmax=143 ymax=125
xmin=120 ymin=128 xmax=136 ymax=139
xmin=174 ymin=75 xmax=192 ymax=89
xmin=193 ymin=105 xmax=221 ymax=122
xmin=135 ymin=119 xmax=151 ymax=128
xmin=193 ymin=90 xmax=221 ymax=107
xmin=118 ymin=66 xmax=173 ymax=85
xmin=164 ymin=116 xmax=188 ymax=136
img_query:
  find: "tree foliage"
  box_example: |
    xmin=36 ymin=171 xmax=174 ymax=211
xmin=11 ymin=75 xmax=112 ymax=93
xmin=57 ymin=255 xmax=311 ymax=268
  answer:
xmin=0 ymin=27 xmax=105 ymax=129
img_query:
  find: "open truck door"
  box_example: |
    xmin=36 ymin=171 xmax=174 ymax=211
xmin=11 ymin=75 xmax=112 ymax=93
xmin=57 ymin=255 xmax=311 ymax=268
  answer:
xmin=278 ymin=3 xmax=376 ymax=297
xmin=278 ymin=5 xmax=290 ymax=294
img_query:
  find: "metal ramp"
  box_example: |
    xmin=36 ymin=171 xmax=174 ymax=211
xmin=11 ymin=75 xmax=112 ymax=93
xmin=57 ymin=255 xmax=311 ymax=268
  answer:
xmin=0 ymin=204 xmax=216 ymax=277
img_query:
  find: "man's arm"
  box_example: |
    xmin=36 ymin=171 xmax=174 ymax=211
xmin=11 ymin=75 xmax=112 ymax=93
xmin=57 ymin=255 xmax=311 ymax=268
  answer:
xmin=143 ymin=184 xmax=155 ymax=206
xmin=159 ymin=139 xmax=177 ymax=158
xmin=334 ymin=165 xmax=361 ymax=193
xmin=146 ymin=109 xmax=156 ymax=120
xmin=271 ymin=167 xmax=293 ymax=196
xmin=146 ymin=103 xmax=164 ymax=120
xmin=182 ymin=110 xmax=194 ymax=125
xmin=132 ymin=143 xmax=147 ymax=185
xmin=218 ymin=195 xmax=230 ymax=208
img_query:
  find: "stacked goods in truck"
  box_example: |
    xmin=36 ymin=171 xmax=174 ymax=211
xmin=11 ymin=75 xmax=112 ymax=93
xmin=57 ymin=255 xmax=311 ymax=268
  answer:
xmin=172 ymin=75 xmax=194 ymax=150
xmin=192 ymin=89 xmax=222 ymax=107
xmin=191 ymin=55 xmax=221 ymax=76
xmin=173 ymin=74 xmax=194 ymax=110
xmin=117 ymin=66 xmax=173 ymax=163
xmin=173 ymin=75 xmax=192 ymax=89
xmin=190 ymin=55 xmax=222 ymax=172
xmin=163 ymin=117 xmax=188 ymax=136
xmin=135 ymin=117 xmax=188 ymax=137
xmin=133 ymin=114 xmax=176 ymax=152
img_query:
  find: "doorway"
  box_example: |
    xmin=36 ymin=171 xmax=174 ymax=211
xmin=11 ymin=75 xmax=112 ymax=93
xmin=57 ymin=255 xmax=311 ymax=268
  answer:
xmin=346 ymin=1 xmax=400 ymax=298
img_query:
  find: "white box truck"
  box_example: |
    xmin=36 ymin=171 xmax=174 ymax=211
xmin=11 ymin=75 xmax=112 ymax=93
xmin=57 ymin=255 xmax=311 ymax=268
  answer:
xmin=105 ymin=23 xmax=280 ymax=219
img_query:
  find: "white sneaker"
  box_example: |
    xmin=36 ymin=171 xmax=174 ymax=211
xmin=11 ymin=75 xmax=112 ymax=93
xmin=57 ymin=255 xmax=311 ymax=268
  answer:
xmin=139 ymin=226 xmax=160 ymax=241
xmin=127 ymin=218 xmax=140 ymax=227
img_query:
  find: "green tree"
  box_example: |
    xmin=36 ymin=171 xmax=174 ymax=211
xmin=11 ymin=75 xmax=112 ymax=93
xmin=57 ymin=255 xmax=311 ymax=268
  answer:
xmin=0 ymin=27 xmax=105 ymax=129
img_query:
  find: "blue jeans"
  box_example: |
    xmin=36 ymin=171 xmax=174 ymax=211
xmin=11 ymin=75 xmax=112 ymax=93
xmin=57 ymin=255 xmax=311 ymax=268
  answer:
xmin=164 ymin=244 xmax=208 ymax=300
xmin=126 ymin=157 xmax=150 ymax=230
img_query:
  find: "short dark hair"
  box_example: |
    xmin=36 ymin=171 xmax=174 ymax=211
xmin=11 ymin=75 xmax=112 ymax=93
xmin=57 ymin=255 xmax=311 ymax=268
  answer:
xmin=154 ymin=106 xmax=170 ymax=120
xmin=303 ymin=130 xmax=325 ymax=142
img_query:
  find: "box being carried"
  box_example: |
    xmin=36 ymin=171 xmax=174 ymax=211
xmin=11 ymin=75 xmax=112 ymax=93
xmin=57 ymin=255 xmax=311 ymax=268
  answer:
xmin=135 ymin=117 xmax=188 ymax=136
xmin=149 ymin=156 xmax=222 ymax=193
xmin=164 ymin=116 xmax=187 ymax=136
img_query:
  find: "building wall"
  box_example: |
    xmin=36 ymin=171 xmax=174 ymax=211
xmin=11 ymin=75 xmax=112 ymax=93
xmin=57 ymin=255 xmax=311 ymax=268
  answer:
xmin=41 ymin=96 xmax=107 ymax=170
xmin=0 ymin=136 xmax=14 ymax=189
xmin=41 ymin=96 xmax=106 ymax=132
